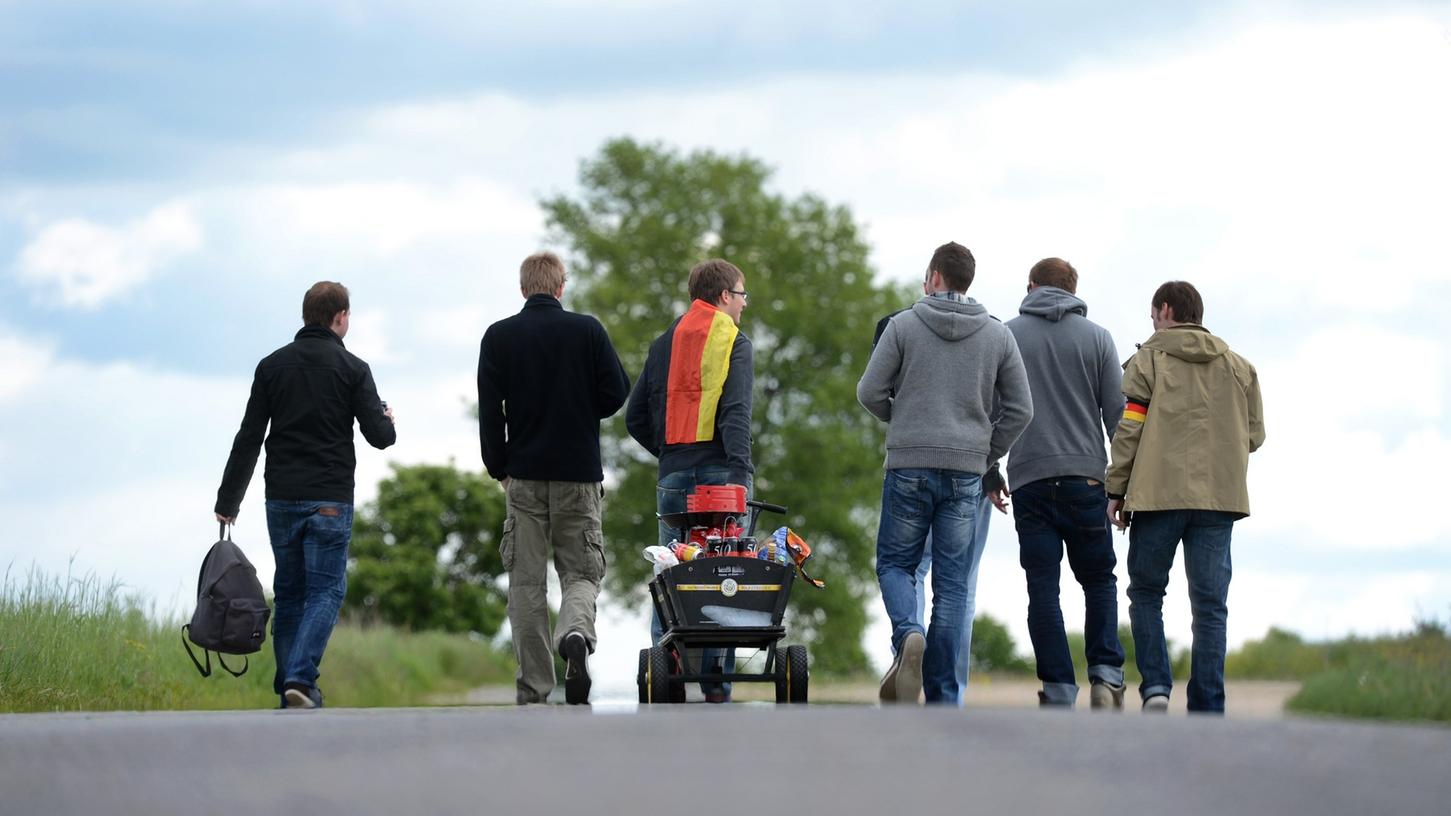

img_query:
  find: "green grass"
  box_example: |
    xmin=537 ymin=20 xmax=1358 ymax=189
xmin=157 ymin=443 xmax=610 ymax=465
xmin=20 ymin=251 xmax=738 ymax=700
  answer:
xmin=1279 ymin=625 xmax=1451 ymax=723
xmin=0 ymin=566 xmax=514 ymax=713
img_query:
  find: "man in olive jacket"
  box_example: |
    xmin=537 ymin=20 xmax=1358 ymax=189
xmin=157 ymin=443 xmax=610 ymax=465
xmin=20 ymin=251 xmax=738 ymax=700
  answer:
xmin=1107 ymin=281 xmax=1265 ymax=714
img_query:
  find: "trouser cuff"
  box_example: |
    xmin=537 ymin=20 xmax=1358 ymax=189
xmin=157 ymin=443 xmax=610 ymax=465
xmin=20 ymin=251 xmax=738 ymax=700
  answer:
xmin=1140 ymin=683 xmax=1172 ymax=701
xmin=1088 ymin=664 xmax=1125 ymax=687
xmin=1040 ymin=682 xmax=1078 ymax=706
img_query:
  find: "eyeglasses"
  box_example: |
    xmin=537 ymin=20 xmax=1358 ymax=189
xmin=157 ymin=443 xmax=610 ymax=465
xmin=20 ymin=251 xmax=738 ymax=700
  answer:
xmin=728 ymin=289 xmax=749 ymax=303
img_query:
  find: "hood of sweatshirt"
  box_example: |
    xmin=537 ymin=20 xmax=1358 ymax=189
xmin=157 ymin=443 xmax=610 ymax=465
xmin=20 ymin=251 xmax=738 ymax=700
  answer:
xmin=1140 ymin=324 xmax=1229 ymax=363
xmin=909 ymin=295 xmax=994 ymax=342
xmin=1018 ymin=286 xmax=1087 ymax=322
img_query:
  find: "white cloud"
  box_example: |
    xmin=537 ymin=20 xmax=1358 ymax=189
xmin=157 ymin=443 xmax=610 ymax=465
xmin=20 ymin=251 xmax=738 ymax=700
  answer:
xmin=0 ymin=328 xmax=52 ymax=404
xmin=1251 ymin=325 xmax=1450 ymax=549
xmin=15 ymin=201 xmax=202 ymax=309
xmin=236 ymin=179 xmax=539 ymax=258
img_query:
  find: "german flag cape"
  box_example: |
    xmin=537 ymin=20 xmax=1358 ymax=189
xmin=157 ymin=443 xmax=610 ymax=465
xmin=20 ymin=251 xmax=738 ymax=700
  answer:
xmin=665 ymin=299 xmax=739 ymax=444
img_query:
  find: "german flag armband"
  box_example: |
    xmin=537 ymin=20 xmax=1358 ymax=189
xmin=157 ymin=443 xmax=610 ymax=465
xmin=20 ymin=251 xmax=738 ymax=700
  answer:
xmin=1123 ymin=397 xmax=1149 ymax=423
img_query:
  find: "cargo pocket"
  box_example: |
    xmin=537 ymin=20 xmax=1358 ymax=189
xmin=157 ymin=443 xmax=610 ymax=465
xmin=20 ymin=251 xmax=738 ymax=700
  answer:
xmin=500 ymin=517 xmax=517 ymax=572
xmin=221 ymin=598 xmax=271 ymax=654
xmin=584 ymin=529 xmax=606 ymax=582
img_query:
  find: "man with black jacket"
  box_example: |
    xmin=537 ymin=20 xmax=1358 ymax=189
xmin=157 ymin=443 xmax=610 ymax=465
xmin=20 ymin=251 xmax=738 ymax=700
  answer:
xmin=478 ymin=251 xmax=631 ymax=705
xmin=215 ymin=281 xmax=396 ymax=709
xmin=626 ymin=258 xmax=753 ymax=703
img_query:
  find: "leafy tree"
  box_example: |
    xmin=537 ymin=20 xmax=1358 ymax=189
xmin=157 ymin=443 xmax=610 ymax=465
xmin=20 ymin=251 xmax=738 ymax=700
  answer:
xmin=542 ymin=138 xmax=907 ymax=674
xmin=346 ymin=463 xmax=508 ymax=636
xmin=969 ymin=613 xmax=1034 ymax=674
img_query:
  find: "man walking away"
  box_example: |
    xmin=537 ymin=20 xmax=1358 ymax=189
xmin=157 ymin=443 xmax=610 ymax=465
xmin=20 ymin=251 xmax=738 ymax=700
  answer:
xmin=479 ymin=252 xmax=631 ymax=705
xmin=1107 ymin=281 xmax=1265 ymax=714
xmin=626 ymin=258 xmax=754 ymax=703
xmin=1001 ymin=258 xmax=1127 ymax=710
xmin=215 ymin=281 xmax=397 ymax=709
xmin=857 ymin=241 xmax=1033 ymax=705
xmin=872 ymin=301 xmax=1007 ymax=706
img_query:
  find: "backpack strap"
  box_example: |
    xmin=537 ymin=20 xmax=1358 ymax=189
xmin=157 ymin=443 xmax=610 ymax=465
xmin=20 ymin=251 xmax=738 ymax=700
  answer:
xmin=217 ymin=653 xmax=248 ymax=678
xmin=181 ymin=624 xmax=212 ymax=678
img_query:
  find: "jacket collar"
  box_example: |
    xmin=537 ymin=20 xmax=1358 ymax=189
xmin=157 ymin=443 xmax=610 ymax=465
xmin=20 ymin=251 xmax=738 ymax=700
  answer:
xmin=295 ymin=325 xmax=345 ymax=347
xmin=523 ymin=294 xmax=563 ymax=311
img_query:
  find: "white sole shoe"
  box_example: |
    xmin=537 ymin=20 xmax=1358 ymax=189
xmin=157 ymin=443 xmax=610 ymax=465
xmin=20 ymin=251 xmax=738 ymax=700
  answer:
xmin=1142 ymin=694 xmax=1170 ymax=713
xmin=896 ymin=632 xmax=926 ymax=704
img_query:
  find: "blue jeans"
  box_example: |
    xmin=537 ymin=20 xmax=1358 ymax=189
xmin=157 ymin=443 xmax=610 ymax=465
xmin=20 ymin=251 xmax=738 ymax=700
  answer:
xmin=1013 ymin=478 xmax=1125 ymax=706
xmin=907 ymin=494 xmax=992 ymax=706
xmin=266 ymin=500 xmax=353 ymax=700
xmin=875 ymin=468 xmax=982 ymax=704
xmin=651 ymin=465 xmax=750 ymax=699
xmin=1127 ymin=509 xmax=1236 ymax=713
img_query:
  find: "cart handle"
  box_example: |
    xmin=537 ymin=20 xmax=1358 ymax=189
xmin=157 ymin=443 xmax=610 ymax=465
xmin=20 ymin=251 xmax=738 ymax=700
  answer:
xmin=744 ymin=499 xmax=787 ymax=537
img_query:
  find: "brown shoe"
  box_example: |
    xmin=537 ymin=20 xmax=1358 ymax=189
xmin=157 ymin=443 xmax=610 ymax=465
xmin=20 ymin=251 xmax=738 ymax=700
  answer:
xmin=1090 ymin=678 xmax=1125 ymax=711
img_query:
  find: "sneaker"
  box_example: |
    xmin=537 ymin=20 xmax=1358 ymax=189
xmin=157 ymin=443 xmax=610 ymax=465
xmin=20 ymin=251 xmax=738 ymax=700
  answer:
xmin=1142 ymin=694 xmax=1170 ymax=713
xmin=878 ymin=650 xmax=901 ymax=703
xmin=895 ymin=631 xmax=926 ymax=704
xmin=283 ymin=682 xmax=323 ymax=710
xmin=1090 ymin=678 xmax=1126 ymax=711
xmin=560 ymin=632 xmax=592 ymax=705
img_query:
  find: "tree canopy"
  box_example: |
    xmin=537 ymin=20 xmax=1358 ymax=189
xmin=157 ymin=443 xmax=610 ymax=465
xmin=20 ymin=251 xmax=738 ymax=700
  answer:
xmin=542 ymin=138 xmax=909 ymax=674
xmin=346 ymin=463 xmax=508 ymax=636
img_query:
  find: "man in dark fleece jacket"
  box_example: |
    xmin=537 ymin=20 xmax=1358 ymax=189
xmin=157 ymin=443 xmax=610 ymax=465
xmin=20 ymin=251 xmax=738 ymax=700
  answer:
xmin=215 ymin=281 xmax=396 ymax=709
xmin=626 ymin=258 xmax=753 ymax=702
xmin=857 ymin=241 xmax=1032 ymax=706
xmin=1001 ymin=257 xmax=1127 ymax=710
xmin=478 ymin=251 xmax=630 ymax=705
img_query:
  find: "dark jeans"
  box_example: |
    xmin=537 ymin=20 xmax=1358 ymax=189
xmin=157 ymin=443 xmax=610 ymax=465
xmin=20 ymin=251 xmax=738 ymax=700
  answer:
xmin=266 ymin=500 xmax=353 ymax=700
xmin=1127 ymin=509 xmax=1236 ymax=713
xmin=1012 ymin=478 xmax=1124 ymax=706
xmin=652 ymin=465 xmax=751 ymax=699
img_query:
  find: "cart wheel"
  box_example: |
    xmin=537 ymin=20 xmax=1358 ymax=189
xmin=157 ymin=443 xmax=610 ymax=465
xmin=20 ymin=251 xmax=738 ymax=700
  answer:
xmin=645 ymin=645 xmax=673 ymax=704
xmin=637 ymin=648 xmax=651 ymax=704
xmin=786 ymin=645 xmax=809 ymax=704
xmin=773 ymin=647 xmax=790 ymax=703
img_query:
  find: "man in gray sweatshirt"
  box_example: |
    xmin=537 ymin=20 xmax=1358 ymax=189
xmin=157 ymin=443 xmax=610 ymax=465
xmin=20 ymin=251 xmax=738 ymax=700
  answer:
xmin=858 ymin=241 xmax=1033 ymax=705
xmin=999 ymin=258 xmax=1126 ymax=709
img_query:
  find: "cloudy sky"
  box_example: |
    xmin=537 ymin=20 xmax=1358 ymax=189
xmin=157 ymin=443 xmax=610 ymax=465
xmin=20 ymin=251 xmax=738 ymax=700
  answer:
xmin=3 ymin=0 xmax=1449 ymax=689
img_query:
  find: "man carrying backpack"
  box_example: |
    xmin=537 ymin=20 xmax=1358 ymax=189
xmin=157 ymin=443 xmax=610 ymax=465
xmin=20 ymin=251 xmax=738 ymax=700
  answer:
xmin=214 ymin=281 xmax=397 ymax=709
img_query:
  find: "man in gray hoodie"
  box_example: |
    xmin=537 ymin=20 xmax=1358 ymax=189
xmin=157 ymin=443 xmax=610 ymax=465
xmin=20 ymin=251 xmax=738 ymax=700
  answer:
xmin=858 ymin=241 xmax=1033 ymax=705
xmin=999 ymin=258 xmax=1126 ymax=709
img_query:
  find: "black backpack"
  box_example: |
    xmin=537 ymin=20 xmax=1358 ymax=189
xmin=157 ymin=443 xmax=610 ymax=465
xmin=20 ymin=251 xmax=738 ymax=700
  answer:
xmin=182 ymin=523 xmax=271 ymax=677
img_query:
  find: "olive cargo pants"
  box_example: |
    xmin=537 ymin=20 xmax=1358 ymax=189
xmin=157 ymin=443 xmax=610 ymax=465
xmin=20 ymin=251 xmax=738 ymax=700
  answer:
xmin=502 ymin=478 xmax=607 ymax=704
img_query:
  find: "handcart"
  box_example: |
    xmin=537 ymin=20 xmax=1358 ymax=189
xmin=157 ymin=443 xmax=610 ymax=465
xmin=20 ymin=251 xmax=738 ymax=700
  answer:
xmin=637 ymin=487 xmax=812 ymax=704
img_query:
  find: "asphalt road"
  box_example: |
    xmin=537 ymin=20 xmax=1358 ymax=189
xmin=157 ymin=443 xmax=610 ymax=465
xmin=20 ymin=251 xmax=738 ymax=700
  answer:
xmin=3 ymin=704 xmax=1448 ymax=815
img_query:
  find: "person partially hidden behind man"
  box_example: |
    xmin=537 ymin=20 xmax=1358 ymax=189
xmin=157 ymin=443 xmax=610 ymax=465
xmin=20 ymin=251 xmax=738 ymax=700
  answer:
xmin=215 ymin=281 xmax=397 ymax=709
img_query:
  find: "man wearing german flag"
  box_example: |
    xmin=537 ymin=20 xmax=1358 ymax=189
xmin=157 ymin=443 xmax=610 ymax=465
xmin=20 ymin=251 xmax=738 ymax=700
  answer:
xmin=626 ymin=259 xmax=754 ymax=703
xmin=1106 ymin=281 xmax=1265 ymax=715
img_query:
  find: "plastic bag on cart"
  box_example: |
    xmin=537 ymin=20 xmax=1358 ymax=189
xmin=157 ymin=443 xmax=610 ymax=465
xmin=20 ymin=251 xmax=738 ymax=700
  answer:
xmin=642 ymin=545 xmax=680 ymax=574
xmin=771 ymin=527 xmax=827 ymax=589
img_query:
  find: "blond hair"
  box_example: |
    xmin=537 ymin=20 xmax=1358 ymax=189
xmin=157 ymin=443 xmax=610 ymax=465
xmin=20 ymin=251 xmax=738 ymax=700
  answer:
xmin=520 ymin=252 xmax=566 ymax=296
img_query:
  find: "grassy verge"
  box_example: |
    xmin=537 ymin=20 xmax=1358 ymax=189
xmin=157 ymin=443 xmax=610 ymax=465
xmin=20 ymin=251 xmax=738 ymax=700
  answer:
xmin=0 ymin=566 xmax=513 ymax=713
